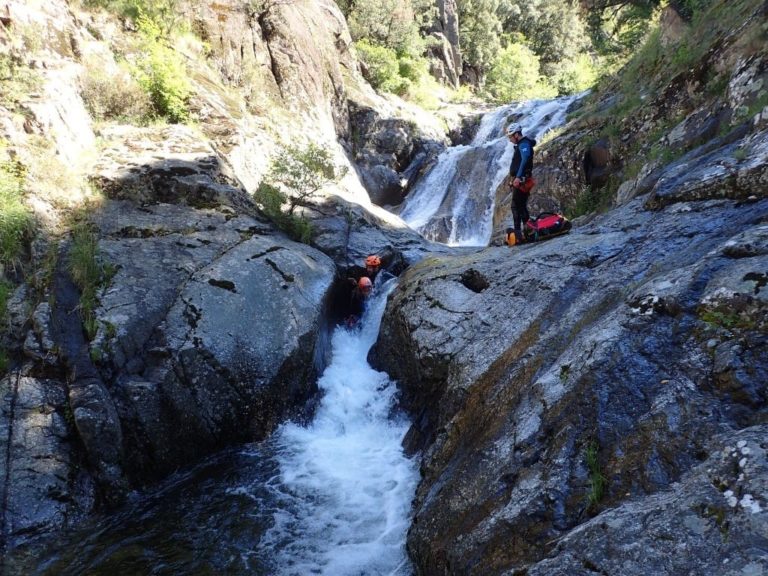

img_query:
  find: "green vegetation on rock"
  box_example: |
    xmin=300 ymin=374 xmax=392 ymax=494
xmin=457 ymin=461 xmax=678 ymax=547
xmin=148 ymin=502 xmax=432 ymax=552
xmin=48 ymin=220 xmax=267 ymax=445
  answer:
xmin=68 ymin=219 xmax=116 ymax=341
xmin=254 ymin=143 xmax=348 ymax=244
xmin=0 ymin=156 xmax=34 ymax=271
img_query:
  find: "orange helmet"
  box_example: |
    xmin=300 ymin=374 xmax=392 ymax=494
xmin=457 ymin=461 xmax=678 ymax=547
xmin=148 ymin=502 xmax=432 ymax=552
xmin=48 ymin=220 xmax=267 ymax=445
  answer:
xmin=365 ymin=255 xmax=381 ymax=267
xmin=358 ymin=276 xmax=373 ymax=291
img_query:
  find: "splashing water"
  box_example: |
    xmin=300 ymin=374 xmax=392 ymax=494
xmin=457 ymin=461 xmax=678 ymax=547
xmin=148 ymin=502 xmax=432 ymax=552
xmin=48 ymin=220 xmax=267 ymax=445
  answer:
xmin=258 ymin=279 xmax=418 ymax=575
xmin=400 ymin=94 xmax=585 ymax=247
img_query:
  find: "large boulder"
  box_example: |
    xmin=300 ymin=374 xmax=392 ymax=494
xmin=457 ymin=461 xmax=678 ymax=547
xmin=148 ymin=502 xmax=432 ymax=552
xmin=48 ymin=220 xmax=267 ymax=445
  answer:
xmin=347 ymin=100 xmax=448 ymax=208
xmin=372 ymin=192 xmax=768 ymax=574
xmin=81 ymin=125 xmax=337 ymax=484
xmin=527 ymin=426 xmax=768 ymax=576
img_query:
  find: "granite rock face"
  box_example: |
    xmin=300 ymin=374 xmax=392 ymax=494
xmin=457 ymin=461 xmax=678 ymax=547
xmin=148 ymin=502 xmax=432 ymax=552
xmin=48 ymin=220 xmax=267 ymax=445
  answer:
xmin=426 ymin=0 xmax=461 ymax=88
xmin=82 ymin=126 xmax=337 ymax=484
xmin=372 ymin=193 xmax=768 ymax=574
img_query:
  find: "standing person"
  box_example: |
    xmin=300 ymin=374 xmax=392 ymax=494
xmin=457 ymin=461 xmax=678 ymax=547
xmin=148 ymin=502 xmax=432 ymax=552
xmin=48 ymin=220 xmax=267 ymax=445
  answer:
xmin=506 ymin=123 xmax=537 ymax=244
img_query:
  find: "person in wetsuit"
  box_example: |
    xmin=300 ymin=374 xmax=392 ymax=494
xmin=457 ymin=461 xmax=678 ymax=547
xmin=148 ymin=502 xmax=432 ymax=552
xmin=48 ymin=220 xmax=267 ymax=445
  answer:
xmin=506 ymin=122 xmax=536 ymax=244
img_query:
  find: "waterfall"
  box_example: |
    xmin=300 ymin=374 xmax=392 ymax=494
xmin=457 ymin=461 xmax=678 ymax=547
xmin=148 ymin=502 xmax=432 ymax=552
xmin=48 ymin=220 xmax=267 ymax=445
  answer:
xmin=400 ymin=94 xmax=585 ymax=246
xmin=257 ymin=279 xmax=418 ymax=575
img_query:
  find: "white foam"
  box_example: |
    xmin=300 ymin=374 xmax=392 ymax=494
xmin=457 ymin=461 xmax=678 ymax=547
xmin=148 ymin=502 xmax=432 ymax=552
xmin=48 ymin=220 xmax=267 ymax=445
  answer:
xmin=261 ymin=281 xmax=418 ymax=575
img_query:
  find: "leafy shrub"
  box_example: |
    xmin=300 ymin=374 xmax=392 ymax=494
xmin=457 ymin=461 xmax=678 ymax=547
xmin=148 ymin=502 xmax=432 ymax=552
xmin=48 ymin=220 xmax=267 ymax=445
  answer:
xmin=447 ymin=84 xmax=477 ymax=103
xmin=81 ymin=56 xmax=153 ymax=122
xmin=82 ymin=0 xmax=182 ymax=37
xmin=552 ymin=54 xmax=598 ymax=95
xmin=131 ymin=14 xmax=191 ymax=123
xmin=398 ymin=55 xmax=428 ymax=84
xmin=569 ymin=184 xmax=613 ymax=219
xmin=484 ymin=43 xmax=543 ymax=103
xmin=0 ymin=158 xmax=34 ymax=270
xmin=406 ymin=73 xmax=442 ymax=109
xmin=254 ymin=183 xmax=314 ymax=244
xmin=254 ymin=143 xmax=347 ymax=243
xmin=355 ymin=40 xmax=410 ymax=95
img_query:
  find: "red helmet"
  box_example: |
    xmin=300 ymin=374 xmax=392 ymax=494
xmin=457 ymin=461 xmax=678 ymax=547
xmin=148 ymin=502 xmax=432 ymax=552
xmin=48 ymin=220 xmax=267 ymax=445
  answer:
xmin=358 ymin=276 xmax=373 ymax=290
xmin=365 ymin=255 xmax=381 ymax=267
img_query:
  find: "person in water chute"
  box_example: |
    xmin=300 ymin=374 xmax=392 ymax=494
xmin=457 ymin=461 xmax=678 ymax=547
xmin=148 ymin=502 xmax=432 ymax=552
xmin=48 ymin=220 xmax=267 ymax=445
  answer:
xmin=345 ymin=276 xmax=373 ymax=327
xmin=364 ymin=252 xmax=400 ymax=286
xmin=506 ymin=122 xmax=537 ymax=245
xmin=365 ymin=254 xmax=382 ymax=282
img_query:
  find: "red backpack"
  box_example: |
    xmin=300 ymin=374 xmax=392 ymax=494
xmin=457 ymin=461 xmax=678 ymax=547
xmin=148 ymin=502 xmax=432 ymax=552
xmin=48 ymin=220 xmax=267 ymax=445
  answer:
xmin=524 ymin=212 xmax=572 ymax=242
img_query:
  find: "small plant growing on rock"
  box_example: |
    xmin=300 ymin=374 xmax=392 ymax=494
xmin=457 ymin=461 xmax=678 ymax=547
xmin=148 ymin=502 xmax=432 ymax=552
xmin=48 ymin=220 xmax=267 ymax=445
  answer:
xmin=68 ymin=220 xmax=114 ymax=341
xmin=0 ymin=155 xmax=34 ymax=270
xmin=585 ymin=440 xmax=607 ymax=509
xmin=254 ymin=142 xmax=347 ymax=243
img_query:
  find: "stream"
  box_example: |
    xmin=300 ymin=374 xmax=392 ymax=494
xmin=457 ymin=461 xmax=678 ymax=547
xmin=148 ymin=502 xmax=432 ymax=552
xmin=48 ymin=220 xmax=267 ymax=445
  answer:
xmin=29 ymin=280 xmax=418 ymax=576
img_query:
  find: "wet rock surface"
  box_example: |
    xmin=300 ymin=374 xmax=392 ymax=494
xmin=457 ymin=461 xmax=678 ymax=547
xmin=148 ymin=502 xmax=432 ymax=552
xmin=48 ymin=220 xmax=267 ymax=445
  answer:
xmin=0 ymin=372 xmax=93 ymax=551
xmin=2 ymin=124 xmax=338 ymax=555
xmin=372 ymin=194 xmax=768 ymax=574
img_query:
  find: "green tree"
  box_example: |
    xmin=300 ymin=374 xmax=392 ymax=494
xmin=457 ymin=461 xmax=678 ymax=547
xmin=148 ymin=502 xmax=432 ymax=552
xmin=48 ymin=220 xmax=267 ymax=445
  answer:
xmin=265 ymin=143 xmax=347 ymax=215
xmin=583 ymin=0 xmax=660 ymax=55
xmin=347 ymin=0 xmax=433 ymax=57
xmin=485 ymin=42 xmax=541 ymax=102
xmin=498 ymin=0 xmax=590 ymax=77
xmin=457 ymin=0 xmax=503 ymax=73
xmin=254 ymin=143 xmax=347 ymax=243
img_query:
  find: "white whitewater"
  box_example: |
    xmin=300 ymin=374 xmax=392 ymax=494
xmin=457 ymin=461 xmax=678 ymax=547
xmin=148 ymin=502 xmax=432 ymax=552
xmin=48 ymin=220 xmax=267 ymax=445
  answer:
xmin=257 ymin=279 xmax=418 ymax=575
xmin=400 ymin=94 xmax=584 ymax=246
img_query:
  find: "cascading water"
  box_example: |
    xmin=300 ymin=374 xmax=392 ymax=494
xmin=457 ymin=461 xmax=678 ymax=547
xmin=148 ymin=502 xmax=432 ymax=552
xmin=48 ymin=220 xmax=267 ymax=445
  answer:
xmin=27 ymin=281 xmax=418 ymax=576
xmin=257 ymin=279 xmax=418 ymax=575
xmin=400 ymin=93 xmax=585 ymax=246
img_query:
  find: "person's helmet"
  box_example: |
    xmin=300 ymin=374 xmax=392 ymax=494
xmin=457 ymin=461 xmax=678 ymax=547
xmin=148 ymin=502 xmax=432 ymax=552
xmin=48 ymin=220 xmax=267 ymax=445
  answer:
xmin=365 ymin=255 xmax=381 ymax=267
xmin=358 ymin=276 xmax=373 ymax=291
xmin=506 ymin=123 xmax=523 ymax=136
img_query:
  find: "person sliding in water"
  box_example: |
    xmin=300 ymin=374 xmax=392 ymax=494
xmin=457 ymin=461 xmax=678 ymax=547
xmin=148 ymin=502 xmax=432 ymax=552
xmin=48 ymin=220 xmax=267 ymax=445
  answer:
xmin=345 ymin=276 xmax=372 ymax=328
xmin=364 ymin=253 xmax=398 ymax=286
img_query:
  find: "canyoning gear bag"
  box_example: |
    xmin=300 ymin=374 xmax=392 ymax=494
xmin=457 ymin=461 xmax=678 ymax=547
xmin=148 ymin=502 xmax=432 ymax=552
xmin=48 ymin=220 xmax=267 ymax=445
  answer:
xmin=524 ymin=212 xmax=572 ymax=242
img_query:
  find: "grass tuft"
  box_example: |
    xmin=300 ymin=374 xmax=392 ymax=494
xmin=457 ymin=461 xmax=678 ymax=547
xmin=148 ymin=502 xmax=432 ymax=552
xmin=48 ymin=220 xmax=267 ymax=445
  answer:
xmin=586 ymin=441 xmax=607 ymax=508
